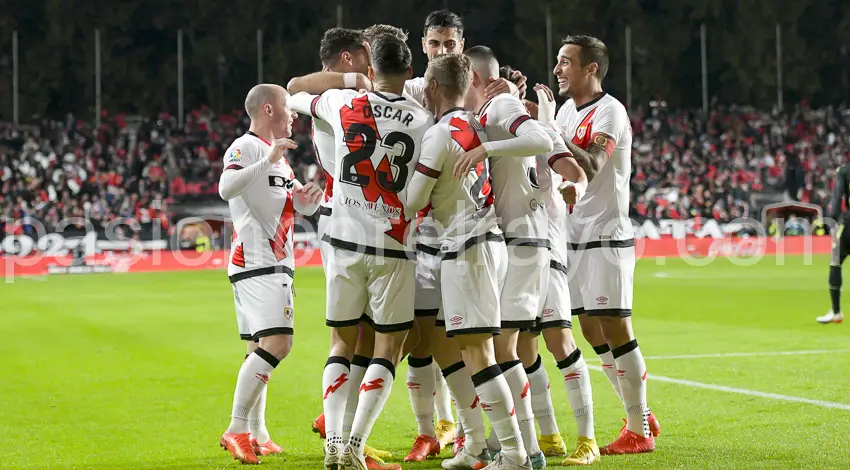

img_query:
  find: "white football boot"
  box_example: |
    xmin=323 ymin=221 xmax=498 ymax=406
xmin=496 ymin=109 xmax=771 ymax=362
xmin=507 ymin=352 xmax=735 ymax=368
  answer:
xmin=817 ymin=311 xmax=844 ymax=324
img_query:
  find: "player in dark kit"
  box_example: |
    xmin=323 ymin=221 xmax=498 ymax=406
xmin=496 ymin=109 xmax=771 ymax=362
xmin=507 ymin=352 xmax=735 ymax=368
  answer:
xmin=820 ymin=164 xmax=850 ymax=324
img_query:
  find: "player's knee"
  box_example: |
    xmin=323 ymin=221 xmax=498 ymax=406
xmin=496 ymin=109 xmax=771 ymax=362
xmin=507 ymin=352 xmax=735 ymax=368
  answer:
xmin=543 ymin=328 xmax=577 ymax=360
xmin=516 ymin=332 xmax=539 ymax=367
xmin=578 ymin=316 xmax=605 ymax=345
xmin=258 ymin=334 xmax=293 ymax=361
xmin=830 ymin=265 xmax=843 ymax=288
xmin=598 ymin=316 xmax=634 ymax=349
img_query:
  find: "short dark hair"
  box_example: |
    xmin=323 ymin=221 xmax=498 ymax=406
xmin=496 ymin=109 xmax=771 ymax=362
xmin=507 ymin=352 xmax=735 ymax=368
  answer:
xmin=319 ymin=28 xmax=366 ymax=66
xmin=370 ymin=35 xmax=412 ymax=76
xmin=363 ymin=24 xmax=408 ymax=44
xmin=425 ymin=54 xmax=472 ymax=99
xmin=562 ymin=35 xmax=609 ymax=80
xmin=463 ymin=45 xmax=499 ymax=78
xmin=423 ymin=10 xmax=464 ymax=37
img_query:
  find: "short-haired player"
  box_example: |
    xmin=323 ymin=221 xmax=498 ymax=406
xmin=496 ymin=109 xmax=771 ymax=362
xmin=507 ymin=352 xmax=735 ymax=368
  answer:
xmin=218 ymin=84 xmax=323 ymax=464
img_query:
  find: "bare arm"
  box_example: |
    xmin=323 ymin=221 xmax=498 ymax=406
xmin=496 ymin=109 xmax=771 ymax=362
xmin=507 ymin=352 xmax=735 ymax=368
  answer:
xmin=286 ymin=72 xmax=371 ymax=95
xmin=563 ymin=139 xmax=609 ymax=183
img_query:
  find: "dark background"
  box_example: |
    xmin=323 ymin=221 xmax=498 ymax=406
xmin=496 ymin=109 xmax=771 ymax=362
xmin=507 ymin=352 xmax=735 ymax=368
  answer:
xmin=1 ymin=0 xmax=849 ymax=120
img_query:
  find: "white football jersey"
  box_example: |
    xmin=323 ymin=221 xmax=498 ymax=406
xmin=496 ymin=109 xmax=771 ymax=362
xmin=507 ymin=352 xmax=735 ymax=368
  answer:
xmin=293 ymin=89 xmax=434 ymax=257
xmin=402 ymin=76 xmax=442 ymax=251
xmin=223 ymin=132 xmax=297 ymax=278
xmin=312 ymin=119 xmax=336 ymax=209
xmin=478 ymin=94 xmax=548 ymax=246
xmin=537 ymin=127 xmax=570 ymax=265
xmin=404 ymin=77 xmax=426 ymax=106
xmin=555 ymin=93 xmax=633 ymax=245
xmin=415 ymin=109 xmax=501 ymax=253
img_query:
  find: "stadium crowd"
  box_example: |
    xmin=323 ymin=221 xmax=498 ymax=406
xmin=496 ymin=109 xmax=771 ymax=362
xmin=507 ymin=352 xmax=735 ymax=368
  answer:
xmin=1 ymin=101 xmax=848 ymax=234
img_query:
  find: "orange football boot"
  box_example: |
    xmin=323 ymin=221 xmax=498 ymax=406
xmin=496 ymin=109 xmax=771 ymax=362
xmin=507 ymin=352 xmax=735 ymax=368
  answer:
xmin=366 ymin=455 xmax=402 ymax=470
xmin=599 ymin=426 xmax=655 ymax=455
xmin=404 ymin=434 xmax=441 ymax=462
xmin=452 ymin=436 xmax=465 ymax=456
xmin=312 ymin=413 xmax=326 ymax=439
xmin=251 ymin=437 xmax=283 ymax=456
xmin=220 ymin=432 xmax=260 ymax=464
xmin=648 ymin=411 xmax=661 ymax=437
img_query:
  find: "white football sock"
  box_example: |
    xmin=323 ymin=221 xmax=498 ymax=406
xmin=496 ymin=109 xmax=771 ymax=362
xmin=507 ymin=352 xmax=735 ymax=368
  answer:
xmin=343 ymin=355 xmax=369 ymax=441
xmin=249 ymin=385 xmax=271 ymax=443
xmin=525 ymin=355 xmax=560 ymax=436
xmin=594 ymin=343 xmax=623 ymax=401
xmin=473 ymin=365 xmax=527 ymax=464
xmin=557 ymin=349 xmax=595 ymax=439
xmin=503 ymin=360 xmax=541 ymax=456
xmin=612 ymin=340 xmax=649 ymax=437
xmin=407 ymin=356 xmax=437 ymax=437
xmin=434 ymin=364 xmax=454 ymax=424
xmin=322 ymin=356 xmax=351 ymax=447
xmin=349 ymin=359 xmax=396 ymax=458
xmin=228 ymin=348 xmax=278 ymax=435
xmin=443 ymin=361 xmax=486 ymax=455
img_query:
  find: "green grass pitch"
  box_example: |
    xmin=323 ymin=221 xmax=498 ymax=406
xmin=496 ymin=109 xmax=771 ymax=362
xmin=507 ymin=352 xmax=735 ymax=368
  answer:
xmin=2 ymin=254 xmax=849 ymax=469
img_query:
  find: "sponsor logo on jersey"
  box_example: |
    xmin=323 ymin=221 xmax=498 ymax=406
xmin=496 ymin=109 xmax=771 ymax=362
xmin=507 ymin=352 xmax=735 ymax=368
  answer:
xmin=339 ymin=194 xmax=402 ymax=219
xmin=227 ymin=148 xmax=242 ymax=163
xmin=596 ymin=296 xmax=608 ymax=306
xmin=449 ymin=315 xmax=463 ymax=326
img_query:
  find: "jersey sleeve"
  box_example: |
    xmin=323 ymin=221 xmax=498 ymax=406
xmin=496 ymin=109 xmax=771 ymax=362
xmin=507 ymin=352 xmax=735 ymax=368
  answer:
xmin=406 ymin=126 xmax=448 ymax=213
xmin=542 ymin=126 xmax=573 ymax=168
xmin=587 ymin=104 xmax=628 ymax=156
xmin=222 ymin=139 xmax=262 ymax=170
xmin=290 ymin=90 xmax=352 ymax=127
xmin=482 ymin=96 xmax=554 ymax=157
xmin=404 ymin=78 xmax=426 ymax=106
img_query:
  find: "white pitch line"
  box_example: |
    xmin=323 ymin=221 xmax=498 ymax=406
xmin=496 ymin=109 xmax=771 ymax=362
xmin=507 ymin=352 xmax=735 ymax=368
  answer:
xmin=588 ymin=365 xmax=850 ymax=410
xmin=642 ymin=349 xmax=850 ymax=360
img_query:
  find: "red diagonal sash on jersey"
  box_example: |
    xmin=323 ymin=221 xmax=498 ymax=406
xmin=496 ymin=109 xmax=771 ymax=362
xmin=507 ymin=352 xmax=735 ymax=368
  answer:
xmin=450 ymin=116 xmax=493 ymax=207
xmin=572 ymin=107 xmax=597 ymax=150
xmin=340 ymin=95 xmax=410 ymax=245
xmin=269 ymin=197 xmax=294 ymax=261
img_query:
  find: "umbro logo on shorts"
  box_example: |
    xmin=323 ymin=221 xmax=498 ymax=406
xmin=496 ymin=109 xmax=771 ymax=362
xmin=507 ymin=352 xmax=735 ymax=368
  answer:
xmin=542 ymin=308 xmax=554 ymax=318
xmin=450 ymin=315 xmax=463 ymax=326
xmin=596 ymin=296 xmax=608 ymax=306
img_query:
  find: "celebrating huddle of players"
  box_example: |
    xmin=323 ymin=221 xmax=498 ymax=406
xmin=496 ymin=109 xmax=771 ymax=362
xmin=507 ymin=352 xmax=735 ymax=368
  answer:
xmin=216 ymin=9 xmax=660 ymax=470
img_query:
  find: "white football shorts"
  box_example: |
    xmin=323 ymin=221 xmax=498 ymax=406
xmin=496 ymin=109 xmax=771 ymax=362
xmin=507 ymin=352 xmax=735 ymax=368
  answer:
xmin=438 ymin=240 xmax=507 ymax=336
xmin=568 ymin=242 xmax=635 ymax=316
xmin=500 ymin=245 xmax=548 ymax=329
xmin=325 ymin=247 xmax=415 ymax=332
xmin=414 ymin=246 xmax=442 ymax=316
xmin=232 ymin=271 xmax=295 ymax=341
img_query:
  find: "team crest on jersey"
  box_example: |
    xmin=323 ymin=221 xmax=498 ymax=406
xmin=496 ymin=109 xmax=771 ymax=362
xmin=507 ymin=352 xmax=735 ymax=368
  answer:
xmin=227 ymin=148 xmax=243 ymax=163
xmin=576 ymin=125 xmax=587 ymax=140
xmin=284 ymin=307 xmax=293 ymax=321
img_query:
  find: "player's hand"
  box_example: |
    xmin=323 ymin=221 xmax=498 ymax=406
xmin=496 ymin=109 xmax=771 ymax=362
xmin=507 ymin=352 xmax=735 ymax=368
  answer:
xmin=559 ymin=181 xmax=579 ymax=205
xmin=534 ymin=84 xmax=556 ymax=124
xmin=294 ymin=182 xmax=323 ymax=205
xmin=267 ymin=138 xmax=297 ymax=164
xmin=523 ymin=100 xmax=539 ymax=119
xmin=453 ymin=145 xmax=488 ymax=180
xmin=484 ymin=77 xmax=518 ymax=99
xmin=509 ymin=69 xmax=528 ymax=99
